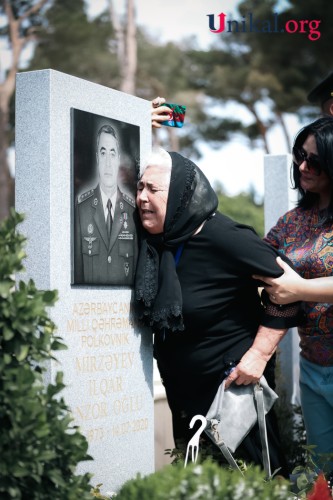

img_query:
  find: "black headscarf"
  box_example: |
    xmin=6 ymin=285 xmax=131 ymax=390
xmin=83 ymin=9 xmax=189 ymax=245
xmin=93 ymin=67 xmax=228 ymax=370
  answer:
xmin=134 ymin=151 xmax=218 ymax=332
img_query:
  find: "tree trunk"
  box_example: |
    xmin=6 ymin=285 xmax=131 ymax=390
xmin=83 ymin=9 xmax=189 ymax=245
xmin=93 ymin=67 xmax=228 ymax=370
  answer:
xmin=109 ymin=0 xmax=137 ymax=95
xmin=108 ymin=0 xmax=125 ymax=69
xmin=0 ymin=0 xmax=48 ymax=220
xmin=0 ymin=107 xmax=14 ymax=221
xmin=246 ymin=103 xmax=270 ymax=154
xmin=0 ymin=69 xmax=17 ymax=220
xmin=276 ymin=111 xmax=291 ymax=153
xmin=120 ymin=0 xmax=137 ymax=95
xmin=167 ymin=128 xmax=179 ymax=151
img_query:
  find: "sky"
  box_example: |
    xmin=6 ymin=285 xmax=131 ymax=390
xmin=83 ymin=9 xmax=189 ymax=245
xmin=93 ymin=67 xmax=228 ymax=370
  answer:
xmin=86 ymin=0 xmax=239 ymax=47
xmin=85 ymin=0 xmax=298 ymax=198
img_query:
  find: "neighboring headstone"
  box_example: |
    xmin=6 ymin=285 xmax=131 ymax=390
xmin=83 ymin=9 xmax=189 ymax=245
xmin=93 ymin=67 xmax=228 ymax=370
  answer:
xmin=264 ymin=154 xmax=300 ymax=405
xmin=15 ymin=69 xmax=153 ymax=494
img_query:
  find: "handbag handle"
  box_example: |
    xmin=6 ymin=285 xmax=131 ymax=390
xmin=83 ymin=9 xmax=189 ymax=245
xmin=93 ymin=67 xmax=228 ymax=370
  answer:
xmin=254 ymin=383 xmax=271 ymax=477
xmin=216 ymin=381 xmax=272 ymax=477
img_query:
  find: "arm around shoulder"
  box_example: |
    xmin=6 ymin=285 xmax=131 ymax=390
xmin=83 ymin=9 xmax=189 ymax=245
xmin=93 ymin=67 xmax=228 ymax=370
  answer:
xmin=295 ymin=275 xmax=333 ymax=303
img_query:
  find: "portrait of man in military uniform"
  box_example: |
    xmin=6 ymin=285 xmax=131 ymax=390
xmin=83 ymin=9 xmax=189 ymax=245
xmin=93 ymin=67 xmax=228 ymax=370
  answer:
xmin=72 ymin=109 xmax=139 ymax=286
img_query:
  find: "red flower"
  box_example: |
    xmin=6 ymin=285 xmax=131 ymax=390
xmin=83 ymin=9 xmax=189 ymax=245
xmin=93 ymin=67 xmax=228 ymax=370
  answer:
xmin=307 ymin=473 xmax=332 ymax=500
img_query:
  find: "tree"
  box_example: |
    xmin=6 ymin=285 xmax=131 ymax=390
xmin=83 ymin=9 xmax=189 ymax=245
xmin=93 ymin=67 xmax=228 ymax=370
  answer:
xmin=216 ymin=186 xmax=264 ymax=237
xmin=183 ymin=0 xmax=333 ymax=155
xmin=30 ymin=0 xmax=139 ymax=95
xmin=0 ymin=0 xmax=49 ymax=221
xmin=6 ymin=0 xmax=331 ymax=216
xmin=108 ymin=0 xmax=137 ymax=95
xmin=29 ymin=0 xmax=119 ymax=88
xmin=29 ymin=0 xmax=191 ymax=151
xmin=235 ymin=0 xmax=333 ymax=140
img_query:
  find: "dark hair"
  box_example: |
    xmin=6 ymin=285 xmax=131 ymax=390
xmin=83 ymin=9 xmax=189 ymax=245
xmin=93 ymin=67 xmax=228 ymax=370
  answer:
xmin=96 ymin=124 xmax=119 ymax=153
xmin=292 ymin=116 xmax=333 ymax=221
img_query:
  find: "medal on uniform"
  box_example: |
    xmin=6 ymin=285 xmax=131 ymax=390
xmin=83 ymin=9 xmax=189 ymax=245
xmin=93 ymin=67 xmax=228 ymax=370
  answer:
xmin=87 ymin=224 xmax=94 ymax=234
xmin=124 ymin=262 xmax=129 ymax=276
xmin=84 ymin=236 xmax=96 ymax=255
xmin=123 ymin=212 xmax=128 ymax=229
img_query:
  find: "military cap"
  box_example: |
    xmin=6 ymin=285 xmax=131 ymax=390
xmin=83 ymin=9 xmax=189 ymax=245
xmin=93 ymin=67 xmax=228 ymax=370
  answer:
xmin=307 ymin=72 xmax=333 ymax=105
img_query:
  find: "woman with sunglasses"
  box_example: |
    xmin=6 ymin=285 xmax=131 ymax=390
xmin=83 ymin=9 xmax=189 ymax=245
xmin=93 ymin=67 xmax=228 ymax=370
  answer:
xmin=253 ymin=116 xmax=333 ymax=474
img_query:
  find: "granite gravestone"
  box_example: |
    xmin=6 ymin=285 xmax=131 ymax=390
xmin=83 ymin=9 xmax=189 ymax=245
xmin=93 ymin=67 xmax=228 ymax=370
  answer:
xmin=264 ymin=154 xmax=300 ymax=405
xmin=15 ymin=69 xmax=153 ymax=493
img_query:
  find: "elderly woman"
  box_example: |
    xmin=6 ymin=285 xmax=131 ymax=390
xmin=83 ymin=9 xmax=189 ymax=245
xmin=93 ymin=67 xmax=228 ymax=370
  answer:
xmin=134 ymin=148 xmax=300 ymax=473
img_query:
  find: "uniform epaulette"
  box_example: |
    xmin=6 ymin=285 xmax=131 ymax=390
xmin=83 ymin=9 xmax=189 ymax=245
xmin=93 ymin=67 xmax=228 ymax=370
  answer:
xmin=78 ymin=189 xmax=94 ymax=203
xmin=123 ymin=192 xmax=135 ymax=207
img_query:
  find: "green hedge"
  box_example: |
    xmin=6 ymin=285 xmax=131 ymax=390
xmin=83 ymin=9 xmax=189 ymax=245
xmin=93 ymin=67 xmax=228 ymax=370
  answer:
xmin=116 ymin=460 xmax=292 ymax=500
xmin=0 ymin=211 xmax=93 ymax=499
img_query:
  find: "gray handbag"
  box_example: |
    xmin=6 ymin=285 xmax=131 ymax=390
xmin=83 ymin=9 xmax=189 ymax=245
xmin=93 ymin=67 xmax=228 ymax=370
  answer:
xmin=204 ymin=376 xmax=278 ymax=476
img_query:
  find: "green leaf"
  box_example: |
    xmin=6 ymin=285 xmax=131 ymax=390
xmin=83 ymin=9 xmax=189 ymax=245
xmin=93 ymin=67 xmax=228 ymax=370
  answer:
xmin=48 ymin=468 xmax=66 ymax=487
xmin=51 ymin=340 xmax=68 ymax=351
xmin=3 ymin=325 xmax=15 ymax=341
xmin=0 ymin=280 xmax=13 ymax=297
xmin=15 ymin=344 xmax=29 ymax=361
xmin=297 ymin=473 xmax=310 ymax=490
xmin=12 ymin=464 xmax=29 ymax=478
xmin=43 ymin=290 xmax=58 ymax=304
xmin=4 ymin=353 xmax=12 ymax=365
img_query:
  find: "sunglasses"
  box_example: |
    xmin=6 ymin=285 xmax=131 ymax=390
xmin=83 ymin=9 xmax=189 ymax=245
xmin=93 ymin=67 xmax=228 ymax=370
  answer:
xmin=292 ymin=147 xmax=322 ymax=176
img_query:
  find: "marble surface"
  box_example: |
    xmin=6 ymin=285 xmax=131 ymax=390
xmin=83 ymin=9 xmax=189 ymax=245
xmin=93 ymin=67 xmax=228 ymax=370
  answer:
xmin=15 ymin=69 xmax=154 ymax=493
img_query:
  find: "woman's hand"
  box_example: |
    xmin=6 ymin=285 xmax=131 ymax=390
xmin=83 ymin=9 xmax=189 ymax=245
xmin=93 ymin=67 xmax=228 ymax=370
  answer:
xmin=224 ymin=324 xmax=287 ymax=389
xmin=151 ymin=97 xmax=170 ymax=128
xmin=224 ymin=348 xmax=267 ymax=389
xmin=253 ymin=256 xmax=303 ymax=304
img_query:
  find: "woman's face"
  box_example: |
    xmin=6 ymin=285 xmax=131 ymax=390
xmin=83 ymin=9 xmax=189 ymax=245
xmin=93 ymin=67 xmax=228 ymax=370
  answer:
xmin=136 ymin=165 xmax=170 ymax=234
xmin=296 ymin=134 xmax=332 ymax=197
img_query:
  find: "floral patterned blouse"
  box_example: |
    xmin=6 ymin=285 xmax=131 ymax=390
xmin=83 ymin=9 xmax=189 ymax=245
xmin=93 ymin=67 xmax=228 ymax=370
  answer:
xmin=264 ymin=206 xmax=333 ymax=366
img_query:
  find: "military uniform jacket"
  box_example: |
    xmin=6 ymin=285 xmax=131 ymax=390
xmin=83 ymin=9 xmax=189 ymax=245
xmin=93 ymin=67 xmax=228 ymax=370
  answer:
xmin=74 ymin=185 xmax=138 ymax=285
